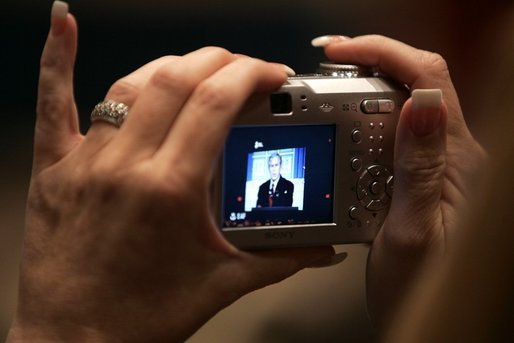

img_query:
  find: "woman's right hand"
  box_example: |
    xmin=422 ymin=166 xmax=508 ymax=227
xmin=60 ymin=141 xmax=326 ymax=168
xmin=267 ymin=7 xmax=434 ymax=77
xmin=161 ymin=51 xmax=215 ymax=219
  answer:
xmin=313 ymin=34 xmax=487 ymax=329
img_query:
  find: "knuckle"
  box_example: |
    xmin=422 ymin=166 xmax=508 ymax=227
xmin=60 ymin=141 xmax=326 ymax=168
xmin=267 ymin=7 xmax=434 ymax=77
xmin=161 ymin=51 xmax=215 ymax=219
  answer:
xmin=364 ymin=34 xmax=390 ymax=51
xmin=243 ymin=57 xmax=265 ymax=71
xmin=107 ymin=79 xmax=140 ymax=102
xmin=153 ymin=55 xmax=179 ymax=64
xmin=419 ymin=51 xmax=450 ymax=76
xmin=134 ymin=162 xmax=196 ymax=199
xmin=140 ymin=178 xmax=184 ymax=205
xmin=193 ymin=79 xmax=232 ymax=111
xmin=37 ymin=93 xmax=69 ymax=119
xmin=383 ymin=216 xmax=443 ymax=259
xmin=133 ymin=168 xmax=201 ymax=215
xmin=150 ymin=66 xmax=193 ymax=93
xmin=398 ymin=150 xmax=446 ymax=184
xmin=367 ymin=34 xmax=387 ymax=43
xmin=40 ymin=52 xmax=63 ymax=71
xmin=85 ymin=163 xmax=124 ymax=199
xmin=198 ymin=46 xmax=233 ymax=61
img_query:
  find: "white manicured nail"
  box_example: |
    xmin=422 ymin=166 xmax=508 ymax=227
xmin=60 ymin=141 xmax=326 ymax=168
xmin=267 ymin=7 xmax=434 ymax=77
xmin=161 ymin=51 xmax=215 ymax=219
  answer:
xmin=412 ymin=89 xmax=442 ymax=110
xmin=311 ymin=35 xmax=351 ymax=47
xmin=411 ymin=89 xmax=443 ymax=136
xmin=52 ymin=1 xmax=69 ymax=20
xmin=50 ymin=1 xmax=69 ymax=36
xmin=282 ymin=65 xmax=296 ymax=77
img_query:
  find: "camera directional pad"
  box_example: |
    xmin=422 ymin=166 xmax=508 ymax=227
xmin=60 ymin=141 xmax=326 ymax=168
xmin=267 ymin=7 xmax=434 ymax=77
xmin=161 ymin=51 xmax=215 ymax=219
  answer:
xmin=356 ymin=165 xmax=393 ymax=211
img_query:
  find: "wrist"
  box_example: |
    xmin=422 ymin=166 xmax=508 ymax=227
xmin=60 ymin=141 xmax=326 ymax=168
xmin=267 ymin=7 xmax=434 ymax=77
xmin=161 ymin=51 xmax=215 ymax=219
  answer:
xmin=8 ymin=278 xmax=237 ymax=343
xmin=6 ymin=320 xmax=116 ymax=343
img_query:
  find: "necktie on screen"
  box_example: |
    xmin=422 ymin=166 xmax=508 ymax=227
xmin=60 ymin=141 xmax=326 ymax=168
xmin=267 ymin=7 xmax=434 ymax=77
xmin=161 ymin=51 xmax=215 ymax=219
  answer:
xmin=268 ymin=182 xmax=275 ymax=207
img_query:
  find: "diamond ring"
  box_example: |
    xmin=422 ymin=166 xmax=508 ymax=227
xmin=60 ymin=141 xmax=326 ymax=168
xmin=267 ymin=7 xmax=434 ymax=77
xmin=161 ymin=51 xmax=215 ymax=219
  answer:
xmin=90 ymin=100 xmax=129 ymax=127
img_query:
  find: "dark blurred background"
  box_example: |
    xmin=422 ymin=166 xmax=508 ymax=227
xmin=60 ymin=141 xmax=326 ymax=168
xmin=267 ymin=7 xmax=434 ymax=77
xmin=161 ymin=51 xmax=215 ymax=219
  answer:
xmin=0 ymin=0 xmax=486 ymax=341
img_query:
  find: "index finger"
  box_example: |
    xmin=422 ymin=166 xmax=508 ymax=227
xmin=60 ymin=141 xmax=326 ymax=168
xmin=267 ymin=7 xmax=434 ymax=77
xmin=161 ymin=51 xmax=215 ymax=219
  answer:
xmin=323 ymin=34 xmax=465 ymax=126
xmin=35 ymin=3 xmax=80 ymax=175
xmin=324 ymin=35 xmax=454 ymax=93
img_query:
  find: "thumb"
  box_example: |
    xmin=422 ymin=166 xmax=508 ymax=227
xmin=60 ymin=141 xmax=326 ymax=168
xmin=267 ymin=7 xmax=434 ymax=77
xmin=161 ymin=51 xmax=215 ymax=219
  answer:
xmin=234 ymin=246 xmax=346 ymax=293
xmin=35 ymin=1 xmax=81 ymax=174
xmin=387 ymin=89 xmax=447 ymax=245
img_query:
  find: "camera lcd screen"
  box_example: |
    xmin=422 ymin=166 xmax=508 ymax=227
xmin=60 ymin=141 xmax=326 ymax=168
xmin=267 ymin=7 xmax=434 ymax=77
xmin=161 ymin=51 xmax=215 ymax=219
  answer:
xmin=221 ymin=124 xmax=336 ymax=229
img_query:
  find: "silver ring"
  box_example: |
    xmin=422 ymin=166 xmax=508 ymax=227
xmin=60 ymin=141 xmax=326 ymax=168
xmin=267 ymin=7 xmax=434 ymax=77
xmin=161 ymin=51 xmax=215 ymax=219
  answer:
xmin=90 ymin=100 xmax=129 ymax=127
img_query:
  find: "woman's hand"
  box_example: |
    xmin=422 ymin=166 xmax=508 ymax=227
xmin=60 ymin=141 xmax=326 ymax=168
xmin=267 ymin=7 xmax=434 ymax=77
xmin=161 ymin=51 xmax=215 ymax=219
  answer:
xmin=314 ymin=34 xmax=486 ymax=329
xmin=8 ymin=4 xmax=341 ymax=342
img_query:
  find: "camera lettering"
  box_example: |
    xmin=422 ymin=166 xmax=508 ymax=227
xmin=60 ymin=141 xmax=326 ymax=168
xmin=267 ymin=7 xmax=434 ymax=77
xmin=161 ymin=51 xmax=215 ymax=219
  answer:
xmin=265 ymin=231 xmax=296 ymax=240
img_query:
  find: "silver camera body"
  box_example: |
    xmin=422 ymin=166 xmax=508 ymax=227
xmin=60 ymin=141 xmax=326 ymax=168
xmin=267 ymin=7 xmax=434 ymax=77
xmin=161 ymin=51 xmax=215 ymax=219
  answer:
xmin=215 ymin=63 xmax=409 ymax=249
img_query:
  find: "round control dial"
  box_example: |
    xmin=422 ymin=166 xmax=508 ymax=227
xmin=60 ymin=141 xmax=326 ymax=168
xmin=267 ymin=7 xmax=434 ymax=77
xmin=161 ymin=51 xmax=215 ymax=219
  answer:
xmin=318 ymin=63 xmax=370 ymax=78
xmin=356 ymin=165 xmax=393 ymax=211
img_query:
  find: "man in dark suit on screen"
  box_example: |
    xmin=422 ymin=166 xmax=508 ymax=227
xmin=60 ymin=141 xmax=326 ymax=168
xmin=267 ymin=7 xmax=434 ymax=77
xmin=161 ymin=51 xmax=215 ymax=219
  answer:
xmin=256 ymin=153 xmax=294 ymax=208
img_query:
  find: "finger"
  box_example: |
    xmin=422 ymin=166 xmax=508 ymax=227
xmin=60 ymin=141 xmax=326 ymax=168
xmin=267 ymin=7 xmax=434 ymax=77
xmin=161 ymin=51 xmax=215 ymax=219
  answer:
xmin=232 ymin=246 xmax=343 ymax=293
xmin=322 ymin=35 xmax=451 ymax=90
xmin=35 ymin=1 xmax=80 ymax=174
xmin=111 ymin=47 xmax=238 ymax=161
xmin=235 ymin=54 xmax=297 ymax=76
xmin=321 ymin=35 xmax=467 ymax=119
xmin=311 ymin=34 xmax=351 ymax=47
xmin=386 ymin=89 xmax=447 ymax=248
xmin=157 ymin=58 xmax=288 ymax=182
xmin=85 ymin=56 xmax=179 ymax=147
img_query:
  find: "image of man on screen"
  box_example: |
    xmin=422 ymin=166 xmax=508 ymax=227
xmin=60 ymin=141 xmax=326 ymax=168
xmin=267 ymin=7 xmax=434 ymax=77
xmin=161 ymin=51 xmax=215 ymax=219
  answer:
xmin=256 ymin=153 xmax=294 ymax=208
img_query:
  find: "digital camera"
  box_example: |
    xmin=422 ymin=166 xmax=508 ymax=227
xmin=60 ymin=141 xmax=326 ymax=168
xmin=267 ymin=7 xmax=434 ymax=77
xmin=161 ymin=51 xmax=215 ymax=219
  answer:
xmin=214 ymin=63 xmax=409 ymax=249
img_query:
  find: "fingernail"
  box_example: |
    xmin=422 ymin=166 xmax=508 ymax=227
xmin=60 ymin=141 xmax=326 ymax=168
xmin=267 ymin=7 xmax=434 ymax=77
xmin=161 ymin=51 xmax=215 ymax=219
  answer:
xmin=51 ymin=1 xmax=69 ymax=36
xmin=282 ymin=64 xmax=296 ymax=77
xmin=311 ymin=35 xmax=351 ymax=47
xmin=307 ymin=252 xmax=348 ymax=268
xmin=410 ymin=89 xmax=443 ymax=136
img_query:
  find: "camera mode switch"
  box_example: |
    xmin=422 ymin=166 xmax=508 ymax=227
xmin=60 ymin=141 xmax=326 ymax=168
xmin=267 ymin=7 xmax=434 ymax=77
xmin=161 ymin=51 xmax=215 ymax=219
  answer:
xmin=361 ymin=99 xmax=395 ymax=114
xmin=378 ymin=99 xmax=395 ymax=113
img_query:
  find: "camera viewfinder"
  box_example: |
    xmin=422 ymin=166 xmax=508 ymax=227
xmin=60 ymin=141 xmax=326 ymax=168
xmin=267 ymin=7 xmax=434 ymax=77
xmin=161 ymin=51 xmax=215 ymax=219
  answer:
xmin=270 ymin=92 xmax=292 ymax=115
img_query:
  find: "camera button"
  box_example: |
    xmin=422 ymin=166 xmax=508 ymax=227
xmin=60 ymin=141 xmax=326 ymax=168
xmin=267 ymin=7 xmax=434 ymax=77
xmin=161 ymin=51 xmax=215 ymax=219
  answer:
xmin=367 ymin=165 xmax=385 ymax=177
xmin=370 ymin=181 xmax=384 ymax=195
xmin=386 ymin=175 xmax=394 ymax=197
xmin=356 ymin=184 xmax=368 ymax=200
xmin=351 ymin=129 xmax=363 ymax=143
xmin=361 ymin=99 xmax=379 ymax=113
xmin=361 ymin=99 xmax=395 ymax=114
xmin=349 ymin=206 xmax=361 ymax=220
xmin=351 ymin=158 xmax=363 ymax=171
xmin=366 ymin=199 xmax=385 ymax=211
xmin=378 ymin=99 xmax=395 ymax=113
